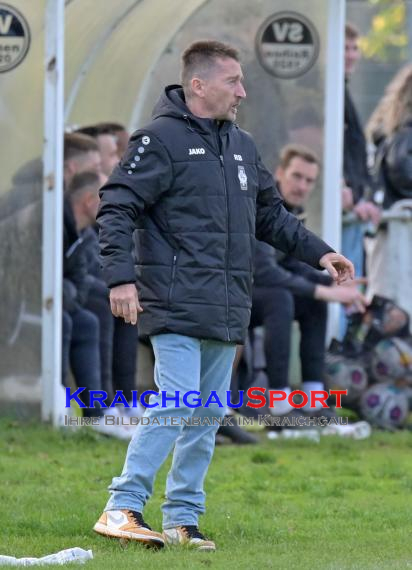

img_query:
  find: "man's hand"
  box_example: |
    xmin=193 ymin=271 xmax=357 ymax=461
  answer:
xmin=109 ymin=283 xmax=143 ymax=325
xmin=314 ymin=279 xmax=369 ymax=313
xmin=319 ymin=252 xmax=354 ymax=284
xmin=353 ymin=200 xmax=381 ymax=225
xmin=342 ymin=185 xmax=354 ymax=211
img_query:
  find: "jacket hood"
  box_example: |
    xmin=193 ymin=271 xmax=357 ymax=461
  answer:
xmin=152 ymin=84 xmax=234 ymax=135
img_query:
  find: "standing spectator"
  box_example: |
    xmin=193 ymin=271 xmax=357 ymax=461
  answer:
xmin=342 ymin=23 xmax=381 ymax=274
xmin=341 ymin=23 xmax=380 ymax=336
xmin=93 ymin=40 xmax=354 ymax=550
xmin=365 ymin=64 xmax=412 ymax=299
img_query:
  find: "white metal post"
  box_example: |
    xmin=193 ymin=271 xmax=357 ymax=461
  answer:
xmin=323 ymin=0 xmax=346 ymax=340
xmin=42 ymin=0 xmax=65 ymax=426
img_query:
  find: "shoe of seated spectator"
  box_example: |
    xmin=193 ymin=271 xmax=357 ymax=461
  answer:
xmin=266 ymin=410 xmax=320 ymax=441
xmin=321 ymin=420 xmax=371 ymax=440
xmin=124 ymin=401 xmax=146 ymax=418
xmin=94 ymin=510 xmax=164 ymax=547
xmin=163 ymin=525 xmax=216 ymax=550
xmin=91 ymin=419 xmax=132 ymax=440
xmin=217 ymin=417 xmax=258 ymax=444
xmin=281 ymin=428 xmax=320 ymax=442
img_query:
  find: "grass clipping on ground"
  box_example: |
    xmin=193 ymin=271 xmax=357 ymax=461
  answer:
xmin=0 ymin=418 xmax=411 ymax=570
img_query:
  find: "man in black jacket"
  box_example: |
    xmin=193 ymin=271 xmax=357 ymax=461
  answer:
xmin=342 ymin=23 xmax=380 ymax=277
xmin=93 ymin=40 xmax=354 ymax=550
xmin=251 ymin=144 xmax=367 ymax=419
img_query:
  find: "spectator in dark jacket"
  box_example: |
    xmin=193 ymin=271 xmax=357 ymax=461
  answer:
xmin=64 ymin=171 xmax=131 ymax=441
xmin=93 ymin=40 xmax=354 ymax=550
xmin=342 ymin=23 xmax=380 ymax=277
xmin=74 ymin=124 xmax=138 ymax=406
xmin=62 ymin=134 xmax=103 ymax=400
xmin=364 ymin=64 xmax=412 ymax=300
xmin=251 ymin=144 xmax=368 ymax=417
xmin=62 ymin=188 xmax=101 ymax=417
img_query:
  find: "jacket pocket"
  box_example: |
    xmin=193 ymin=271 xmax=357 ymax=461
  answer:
xmin=168 ymin=252 xmax=178 ymax=306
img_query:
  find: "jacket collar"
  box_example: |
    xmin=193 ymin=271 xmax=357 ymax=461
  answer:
xmin=152 ymin=84 xmax=235 ymax=136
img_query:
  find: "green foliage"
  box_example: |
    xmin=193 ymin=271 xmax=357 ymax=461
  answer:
xmin=1 ymin=418 xmax=412 ymax=569
xmin=360 ymin=0 xmax=408 ymax=62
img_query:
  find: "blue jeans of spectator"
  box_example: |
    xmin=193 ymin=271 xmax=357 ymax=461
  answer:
xmin=104 ymin=333 xmax=236 ymax=528
xmin=340 ymin=222 xmax=365 ymax=337
xmin=62 ymin=307 xmax=101 ymax=417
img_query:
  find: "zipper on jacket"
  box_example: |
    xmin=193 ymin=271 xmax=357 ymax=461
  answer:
xmin=219 ymin=153 xmax=231 ymax=342
xmin=168 ymin=254 xmax=177 ymax=306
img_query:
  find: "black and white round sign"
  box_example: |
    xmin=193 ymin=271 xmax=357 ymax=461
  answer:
xmin=0 ymin=3 xmax=30 ymax=73
xmin=256 ymin=11 xmax=319 ymax=79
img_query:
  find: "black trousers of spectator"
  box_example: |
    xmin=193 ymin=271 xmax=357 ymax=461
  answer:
xmin=85 ymin=287 xmax=114 ymax=401
xmin=86 ymin=286 xmax=138 ymax=405
xmin=112 ymin=316 xmax=138 ymax=403
xmin=62 ymin=308 xmax=101 ymax=417
xmin=250 ymin=286 xmax=327 ymax=389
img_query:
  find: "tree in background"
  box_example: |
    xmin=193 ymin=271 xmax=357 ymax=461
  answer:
xmin=360 ymin=0 xmax=407 ymax=62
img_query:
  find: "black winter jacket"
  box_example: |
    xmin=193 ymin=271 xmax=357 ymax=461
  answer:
xmin=344 ymin=85 xmax=373 ymax=204
xmin=378 ymin=121 xmax=412 ymax=209
xmin=97 ymin=85 xmax=333 ymax=343
xmin=63 ymin=199 xmax=89 ymax=312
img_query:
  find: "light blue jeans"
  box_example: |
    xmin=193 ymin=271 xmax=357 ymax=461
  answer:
xmin=340 ymin=222 xmax=365 ymax=338
xmin=105 ymin=333 xmax=236 ymax=528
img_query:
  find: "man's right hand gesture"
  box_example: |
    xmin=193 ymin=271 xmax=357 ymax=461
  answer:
xmin=109 ymin=283 xmax=143 ymax=325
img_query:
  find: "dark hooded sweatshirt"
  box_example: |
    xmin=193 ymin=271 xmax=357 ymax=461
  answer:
xmin=97 ymin=85 xmax=333 ymax=343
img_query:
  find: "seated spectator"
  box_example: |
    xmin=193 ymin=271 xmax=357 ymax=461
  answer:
xmin=70 ymin=172 xmax=139 ymax=410
xmin=63 ymin=132 xmax=102 ymax=186
xmin=75 ymin=125 xmax=119 ymax=176
xmin=62 ymin=135 xmax=130 ymax=438
xmin=249 ymin=144 xmax=368 ymax=419
xmin=90 ymin=122 xmax=130 ymax=158
xmin=75 ymin=124 xmax=139 ymax=412
xmin=63 ymin=175 xmax=101 ymax=418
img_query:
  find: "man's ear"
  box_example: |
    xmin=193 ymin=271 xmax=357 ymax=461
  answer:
xmin=275 ymin=166 xmax=283 ymax=181
xmin=64 ymin=160 xmax=74 ymax=179
xmin=190 ymin=77 xmax=205 ymax=98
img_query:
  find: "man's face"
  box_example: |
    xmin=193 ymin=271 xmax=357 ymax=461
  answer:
xmin=64 ymin=150 xmax=102 ymax=186
xmin=115 ymin=129 xmax=130 ymax=159
xmin=84 ymin=189 xmax=101 ymax=225
xmin=97 ymin=134 xmax=119 ymax=176
xmin=276 ymin=156 xmax=319 ymax=208
xmin=345 ymin=37 xmax=360 ymax=77
xmin=83 ymin=174 xmax=107 ymax=225
xmin=199 ymin=57 xmax=246 ymax=121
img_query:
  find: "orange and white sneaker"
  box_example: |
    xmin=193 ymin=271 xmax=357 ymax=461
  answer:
xmin=93 ymin=510 xmax=164 ymax=548
xmin=163 ymin=525 xmax=216 ymax=551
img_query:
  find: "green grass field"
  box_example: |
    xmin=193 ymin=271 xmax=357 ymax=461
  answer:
xmin=1 ymin=417 xmax=411 ymax=569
